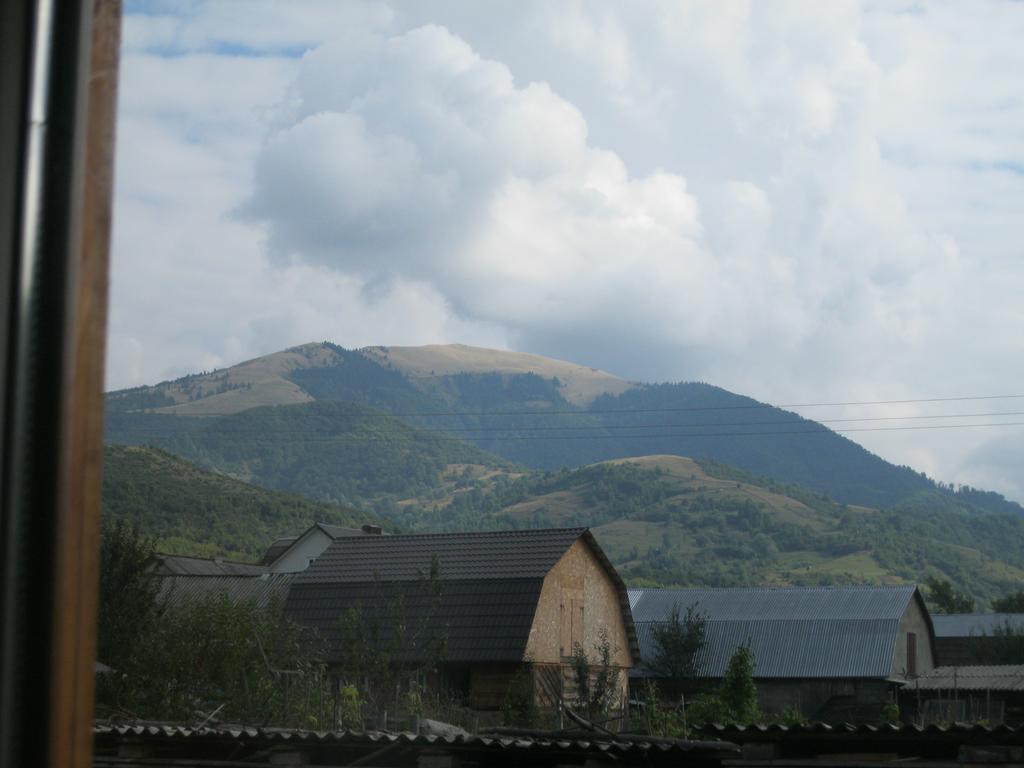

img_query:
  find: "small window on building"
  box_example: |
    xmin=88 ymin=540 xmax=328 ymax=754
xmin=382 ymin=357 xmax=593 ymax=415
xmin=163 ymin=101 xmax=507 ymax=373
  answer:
xmin=907 ymin=632 xmax=917 ymax=676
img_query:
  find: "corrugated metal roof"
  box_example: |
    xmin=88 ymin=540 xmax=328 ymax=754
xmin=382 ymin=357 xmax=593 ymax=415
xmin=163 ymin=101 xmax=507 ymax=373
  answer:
xmin=630 ymin=586 xmax=919 ymax=680
xmin=151 ymin=553 xmax=267 ymax=577
xmin=911 ymin=665 xmax=1024 ymax=691
xmin=93 ymin=722 xmax=738 ymax=760
xmin=932 ymin=613 xmax=1024 ymax=637
xmin=157 ymin=574 xmax=295 ymax=610
xmin=297 ymin=527 xmax=587 ymax=584
xmin=628 ymin=585 xmax=917 ymax=623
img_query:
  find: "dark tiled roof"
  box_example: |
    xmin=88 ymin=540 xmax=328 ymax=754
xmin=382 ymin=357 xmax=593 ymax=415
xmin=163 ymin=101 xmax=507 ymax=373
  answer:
xmin=286 ymin=578 xmax=544 ymax=662
xmin=151 ymin=553 xmax=267 ymax=576
xmin=296 ymin=527 xmax=587 ymax=584
xmin=932 ymin=612 xmax=1024 ymax=637
xmin=286 ymin=527 xmax=639 ymax=664
xmin=260 ymin=537 xmax=297 ymax=565
xmin=629 ymin=585 xmax=922 ymax=680
xmin=157 ymin=573 xmax=296 ymax=611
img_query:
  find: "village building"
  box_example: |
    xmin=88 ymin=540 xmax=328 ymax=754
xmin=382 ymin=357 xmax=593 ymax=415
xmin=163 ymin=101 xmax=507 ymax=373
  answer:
xmin=901 ymin=664 xmax=1024 ymax=725
xmin=284 ymin=527 xmax=638 ymax=718
xmin=629 ymin=585 xmax=936 ymax=722
xmin=932 ymin=613 xmax=1024 ymax=665
xmin=150 ymin=552 xmax=294 ymax=609
xmin=261 ymin=522 xmax=384 ymax=573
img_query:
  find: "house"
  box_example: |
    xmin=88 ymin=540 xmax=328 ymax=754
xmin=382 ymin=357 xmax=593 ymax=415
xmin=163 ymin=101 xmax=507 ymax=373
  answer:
xmin=284 ymin=527 xmax=638 ymax=716
xmin=262 ymin=522 xmax=384 ymax=573
xmin=629 ymin=585 xmax=935 ymax=721
xmin=150 ymin=552 xmax=295 ymax=610
xmin=902 ymin=665 xmax=1024 ymax=725
xmin=932 ymin=613 xmax=1024 ymax=665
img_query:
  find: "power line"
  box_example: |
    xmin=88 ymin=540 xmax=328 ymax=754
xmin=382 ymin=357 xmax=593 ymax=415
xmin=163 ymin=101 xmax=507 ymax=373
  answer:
xmin=113 ymin=419 xmax=1024 ymax=444
xmin=111 ymin=410 xmax=1024 ymax=437
xmin=389 ymin=394 xmax=1024 ymax=418
xmin=420 ymin=410 xmax=1024 ymax=434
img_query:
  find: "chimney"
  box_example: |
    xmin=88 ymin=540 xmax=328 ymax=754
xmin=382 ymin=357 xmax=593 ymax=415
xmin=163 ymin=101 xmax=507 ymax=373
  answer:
xmin=361 ymin=524 xmax=383 ymax=536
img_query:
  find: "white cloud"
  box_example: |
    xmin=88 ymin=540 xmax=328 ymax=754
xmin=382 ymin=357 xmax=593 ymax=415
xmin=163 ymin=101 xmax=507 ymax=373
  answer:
xmin=109 ymin=0 xmax=1024 ymax=500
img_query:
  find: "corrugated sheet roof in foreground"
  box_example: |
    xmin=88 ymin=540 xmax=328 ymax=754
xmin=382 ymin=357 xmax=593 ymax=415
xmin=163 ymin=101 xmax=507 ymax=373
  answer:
xmin=297 ymin=527 xmax=587 ymax=583
xmin=912 ymin=664 xmax=1024 ymax=691
xmin=932 ymin=612 xmax=1024 ymax=637
xmin=629 ymin=586 xmax=918 ymax=679
xmin=93 ymin=722 xmax=738 ymax=759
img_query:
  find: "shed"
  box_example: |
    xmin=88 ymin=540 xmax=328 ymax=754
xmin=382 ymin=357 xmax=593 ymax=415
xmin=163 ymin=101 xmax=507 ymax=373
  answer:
xmin=629 ymin=585 xmax=935 ymax=721
xmin=903 ymin=665 xmax=1024 ymax=724
xmin=285 ymin=527 xmax=638 ymax=715
xmin=932 ymin=613 xmax=1024 ymax=665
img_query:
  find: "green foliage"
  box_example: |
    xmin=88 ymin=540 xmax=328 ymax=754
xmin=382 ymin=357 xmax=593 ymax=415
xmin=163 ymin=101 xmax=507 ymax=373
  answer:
xmin=880 ymin=699 xmax=900 ymax=725
xmin=156 ymin=401 xmax=508 ymax=507
xmin=926 ymin=577 xmax=976 ymax=613
xmin=97 ymin=594 xmax=329 ymax=726
xmin=992 ymin=591 xmax=1024 ymax=613
xmin=686 ymin=694 xmax=734 ymax=725
xmin=641 ymin=681 xmax=688 ymax=738
xmin=102 ymin=443 xmax=383 ymax=561
xmin=337 ymin=685 xmax=363 ymax=729
xmin=720 ymin=646 xmax=760 ymax=723
xmin=774 ymin=706 xmax=808 ymax=727
xmin=333 ymin=558 xmax=447 ymax=718
xmin=97 ymin=520 xmax=159 ymax=671
xmin=502 ymin=664 xmax=538 ymax=728
xmin=688 ymin=646 xmax=760 ymax=726
xmin=570 ymin=628 xmax=621 ymax=723
xmin=649 ymin=602 xmax=706 ymax=698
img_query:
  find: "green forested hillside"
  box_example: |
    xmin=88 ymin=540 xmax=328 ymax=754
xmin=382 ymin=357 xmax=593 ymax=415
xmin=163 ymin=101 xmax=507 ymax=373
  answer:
xmin=152 ymin=401 xmax=511 ymax=507
xmin=382 ymin=454 xmax=1024 ymax=603
xmin=102 ymin=444 xmax=385 ymax=560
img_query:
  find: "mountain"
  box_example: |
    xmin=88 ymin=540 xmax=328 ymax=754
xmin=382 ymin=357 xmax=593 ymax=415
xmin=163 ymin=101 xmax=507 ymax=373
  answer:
xmin=102 ymin=444 xmax=386 ymax=561
xmin=105 ymin=342 xmax=1021 ymax=514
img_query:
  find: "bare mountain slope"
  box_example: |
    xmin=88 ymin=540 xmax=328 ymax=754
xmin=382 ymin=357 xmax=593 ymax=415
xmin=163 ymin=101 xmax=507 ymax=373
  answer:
xmin=360 ymin=343 xmax=635 ymax=405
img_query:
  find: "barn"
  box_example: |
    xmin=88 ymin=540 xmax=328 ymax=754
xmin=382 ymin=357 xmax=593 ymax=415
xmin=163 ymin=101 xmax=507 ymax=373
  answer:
xmin=629 ymin=585 xmax=935 ymax=721
xmin=285 ymin=527 xmax=639 ymax=718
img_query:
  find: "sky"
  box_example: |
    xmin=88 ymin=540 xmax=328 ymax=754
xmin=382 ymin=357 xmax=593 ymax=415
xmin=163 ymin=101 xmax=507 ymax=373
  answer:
xmin=109 ymin=0 xmax=1024 ymax=501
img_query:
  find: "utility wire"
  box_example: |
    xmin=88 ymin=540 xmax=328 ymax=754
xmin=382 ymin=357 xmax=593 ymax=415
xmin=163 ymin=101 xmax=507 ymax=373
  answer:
xmin=386 ymin=394 xmax=1024 ymax=418
xmin=111 ymin=420 xmax=1024 ymax=444
xmin=110 ymin=410 xmax=1024 ymax=437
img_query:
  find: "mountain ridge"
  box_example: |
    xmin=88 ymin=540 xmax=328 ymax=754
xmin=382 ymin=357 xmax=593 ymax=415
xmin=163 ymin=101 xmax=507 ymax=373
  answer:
xmin=104 ymin=341 xmax=1021 ymax=515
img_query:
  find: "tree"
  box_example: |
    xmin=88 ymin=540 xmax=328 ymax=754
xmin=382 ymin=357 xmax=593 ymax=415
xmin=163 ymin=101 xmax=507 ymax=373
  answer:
xmin=925 ymin=578 xmax=975 ymax=614
xmin=333 ymin=555 xmax=447 ymax=719
xmin=719 ymin=646 xmax=759 ymax=724
xmin=992 ymin=591 xmax=1024 ymax=613
xmin=686 ymin=645 xmax=760 ymax=726
xmin=570 ymin=628 xmax=621 ymax=723
xmin=97 ymin=520 xmax=159 ymax=671
xmin=649 ymin=602 xmax=706 ymax=699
